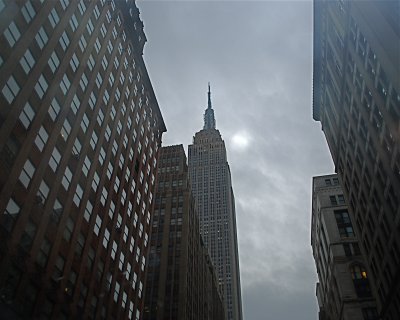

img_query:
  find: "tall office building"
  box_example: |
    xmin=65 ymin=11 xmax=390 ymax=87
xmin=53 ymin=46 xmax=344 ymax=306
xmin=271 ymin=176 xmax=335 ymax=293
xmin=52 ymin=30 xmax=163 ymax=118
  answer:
xmin=311 ymin=174 xmax=377 ymax=320
xmin=313 ymin=1 xmax=400 ymax=318
xmin=0 ymin=1 xmax=166 ymax=319
xmin=144 ymin=145 xmax=225 ymax=320
xmin=188 ymin=85 xmax=242 ymax=320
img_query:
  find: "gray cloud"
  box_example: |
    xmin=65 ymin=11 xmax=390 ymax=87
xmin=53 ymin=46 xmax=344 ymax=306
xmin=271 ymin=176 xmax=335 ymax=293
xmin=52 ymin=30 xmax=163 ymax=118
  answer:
xmin=138 ymin=1 xmax=333 ymax=319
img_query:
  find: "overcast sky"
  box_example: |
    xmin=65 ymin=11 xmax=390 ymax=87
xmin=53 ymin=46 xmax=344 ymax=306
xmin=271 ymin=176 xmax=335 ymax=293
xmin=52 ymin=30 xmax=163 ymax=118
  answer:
xmin=137 ymin=1 xmax=334 ymax=319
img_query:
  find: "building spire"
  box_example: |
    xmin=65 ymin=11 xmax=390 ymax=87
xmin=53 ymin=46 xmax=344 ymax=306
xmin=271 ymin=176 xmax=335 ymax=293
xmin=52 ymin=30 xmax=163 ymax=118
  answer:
xmin=203 ymin=83 xmax=216 ymax=130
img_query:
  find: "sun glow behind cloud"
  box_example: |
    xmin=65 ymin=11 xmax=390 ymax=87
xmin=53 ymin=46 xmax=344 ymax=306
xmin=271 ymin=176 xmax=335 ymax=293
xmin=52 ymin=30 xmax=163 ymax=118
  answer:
xmin=231 ymin=131 xmax=252 ymax=151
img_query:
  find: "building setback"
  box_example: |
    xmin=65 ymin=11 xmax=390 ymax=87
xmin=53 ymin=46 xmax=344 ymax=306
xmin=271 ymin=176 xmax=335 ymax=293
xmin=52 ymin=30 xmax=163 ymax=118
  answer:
xmin=313 ymin=0 xmax=400 ymax=318
xmin=0 ymin=1 xmax=166 ymax=319
xmin=312 ymin=174 xmax=378 ymax=320
xmin=188 ymin=85 xmax=242 ymax=320
xmin=144 ymin=145 xmax=225 ymax=320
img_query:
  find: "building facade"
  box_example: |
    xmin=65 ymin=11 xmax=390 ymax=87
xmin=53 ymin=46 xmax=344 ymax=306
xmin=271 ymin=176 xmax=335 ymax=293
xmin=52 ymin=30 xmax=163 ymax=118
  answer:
xmin=313 ymin=1 xmax=400 ymax=318
xmin=0 ymin=1 xmax=166 ymax=319
xmin=312 ymin=174 xmax=378 ymax=320
xmin=188 ymin=86 xmax=242 ymax=320
xmin=144 ymin=145 xmax=225 ymax=320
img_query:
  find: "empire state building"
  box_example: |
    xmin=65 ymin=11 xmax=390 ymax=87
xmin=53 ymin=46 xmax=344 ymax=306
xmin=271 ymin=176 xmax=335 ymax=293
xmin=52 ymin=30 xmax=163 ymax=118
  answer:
xmin=188 ymin=85 xmax=243 ymax=320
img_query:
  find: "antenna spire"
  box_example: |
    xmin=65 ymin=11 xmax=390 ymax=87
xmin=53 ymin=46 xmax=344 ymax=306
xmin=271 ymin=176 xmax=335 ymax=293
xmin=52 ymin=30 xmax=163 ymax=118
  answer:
xmin=203 ymin=83 xmax=216 ymax=130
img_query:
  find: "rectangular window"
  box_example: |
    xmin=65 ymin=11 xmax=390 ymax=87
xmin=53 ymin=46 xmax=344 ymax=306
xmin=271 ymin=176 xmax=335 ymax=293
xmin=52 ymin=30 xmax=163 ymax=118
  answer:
xmin=335 ymin=210 xmax=355 ymax=238
xmin=82 ymin=156 xmax=91 ymax=177
xmin=94 ymin=215 xmax=102 ymax=235
xmin=73 ymin=184 xmax=84 ymax=207
xmin=48 ymin=51 xmax=60 ymax=73
xmin=34 ymin=126 xmax=49 ymax=152
xmin=84 ymin=200 xmax=93 ymax=222
xmin=69 ymin=14 xmax=78 ymax=31
xmin=87 ymin=18 xmax=94 ymax=35
xmin=81 ymin=114 xmax=89 ymax=133
xmin=48 ymin=8 xmax=60 ymax=28
xmin=21 ymin=1 xmax=36 ymax=23
xmin=79 ymin=34 xmax=87 ymax=52
xmin=37 ymin=180 xmax=50 ymax=202
xmin=34 ymin=74 xmax=48 ymax=99
xmin=60 ymin=0 xmax=69 ymax=10
xmin=89 ymin=92 xmax=96 ymax=110
xmin=60 ymin=74 xmax=70 ymax=95
xmin=71 ymin=94 xmax=80 ymax=114
xmin=49 ymin=147 xmax=61 ymax=172
xmin=19 ymin=159 xmax=35 ymax=188
xmin=35 ymin=27 xmax=48 ymax=49
xmin=20 ymin=49 xmax=35 ymax=74
xmin=19 ymin=102 xmax=35 ymax=129
xmin=61 ymin=119 xmax=71 ymax=141
xmin=62 ymin=166 xmax=73 ymax=190
xmin=70 ymin=53 xmax=79 ymax=72
xmin=4 ymin=22 xmax=21 ymax=47
xmin=94 ymin=37 xmax=101 ymax=53
xmin=87 ymin=54 xmax=95 ymax=70
xmin=90 ymin=131 xmax=97 ymax=150
xmin=78 ymin=0 xmax=86 ymax=15
xmin=59 ymin=31 xmax=69 ymax=51
xmin=95 ymin=73 xmax=102 ymax=89
xmin=2 ymin=75 xmax=20 ymax=104
xmin=48 ymin=98 xmax=60 ymax=121
xmin=80 ymin=73 xmax=88 ymax=91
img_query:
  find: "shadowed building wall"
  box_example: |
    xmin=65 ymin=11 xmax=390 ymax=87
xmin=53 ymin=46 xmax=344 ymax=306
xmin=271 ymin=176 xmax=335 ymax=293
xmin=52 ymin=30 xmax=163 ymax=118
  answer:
xmin=0 ymin=0 xmax=166 ymax=318
xmin=144 ymin=145 xmax=225 ymax=320
xmin=313 ymin=1 xmax=400 ymax=318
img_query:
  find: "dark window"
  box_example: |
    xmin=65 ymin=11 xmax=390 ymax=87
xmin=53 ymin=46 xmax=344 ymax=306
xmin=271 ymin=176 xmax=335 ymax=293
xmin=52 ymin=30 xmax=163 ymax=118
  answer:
xmin=351 ymin=265 xmax=372 ymax=298
xmin=335 ymin=210 xmax=354 ymax=237
xmin=362 ymin=307 xmax=379 ymax=320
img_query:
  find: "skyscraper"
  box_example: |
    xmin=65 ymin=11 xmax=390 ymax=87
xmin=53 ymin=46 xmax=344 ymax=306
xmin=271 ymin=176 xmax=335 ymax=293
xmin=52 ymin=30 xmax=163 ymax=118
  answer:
xmin=311 ymin=174 xmax=377 ymax=320
xmin=313 ymin=0 xmax=400 ymax=318
xmin=0 ymin=1 xmax=165 ymax=318
xmin=188 ymin=85 xmax=242 ymax=320
xmin=144 ymin=145 xmax=225 ymax=320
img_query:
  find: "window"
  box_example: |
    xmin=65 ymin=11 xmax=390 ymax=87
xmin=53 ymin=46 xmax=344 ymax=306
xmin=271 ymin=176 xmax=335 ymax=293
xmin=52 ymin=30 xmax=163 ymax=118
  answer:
xmin=3 ymin=197 xmax=20 ymax=231
xmin=61 ymin=119 xmax=71 ymax=141
xmin=20 ymin=49 xmax=35 ymax=74
xmin=4 ymin=22 xmax=21 ymax=47
xmin=35 ymin=27 xmax=48 ymax=49
xmin=94 ymin=5 xmax=100 ymax=19
xmin=78 ymin=0 xmax=86 ymax=15
xmin=94 ymin=215 xmax=102 ymax=235
xmin=79 ymin=34 xmax=87 ymax=52
xmin=111 ymin=241 xmax=117 ymax=260
xmin=48 ymin=98 xmax=60 ymax=120
xmin=82 ymin=156 xmax=91 ymax=177
xmin=19 ymin=159 xmax=35 ymax=188
xmin=34 ymin=74 xmax=48 ymax=99
xmin=69 ymin=14 xmax=78 ymax=31
xmin=100 ymin=187 xmax=108 ymax=206
xmin=87 ymin=18 xmax=94 ymax=35
xmin=94 ymin=37 xmax=101 ymax=53
xmin=362 ymin=308 xmax=379 ymax=320
xmin=48 ymin=8 xmax=59 ymax=28
xmin=350 ymin=265 xmax=371 ymax=298
xmin=21 ymin=2 xmax=36 ymax=23
xmin=81 ymin=114 xmax=89 ymax=133
xmin=19 ymin=102 xmax=35 ymax=129
xmin=48 ymin=51 xmax=60 ymax=73
xmin=2 ymin=75 xmax=20 ymax=104
xmin=60 ymin=0 xmax=69 ymax=10
xmin=103 ymin=228 xmax=110 ymax=248
xmin=89 ymin=92 xmax=96 ymax=110
xmin=84 ymin=200 xmax=93 ymax=222
xmin=96 ymin=73 xmax=102 ymax=88
xmin=335 ymin=210 xmax=354 ymax=238
xmin=59 ymin=31 xmax=69 ymax=51
xmin=87 ymin=54 xmax=95 ymax=70
xmin=60 ymin=74 xmax=71 ymax=95
xmin=90 ymin=131 xmax=97 ymax=150
xmin=35 ymin=126 xmax=49 ymax=152
xmin=36 ymin=238 xmax=51 ymax=267
xmin=70 ymin=53 xmax=79 ymax=72
xmin=62 ymin=166 xmax=73 ymax=190
xmin=71 ymin=94 xmax=80 ymax=114
xmin=63 ymin=217 xmax=74 ymax=241
xmin=49 ymin=147 xmax=61 ymax=172
xmin=73 ymin=184 xmax=83 ymax=207
xmin=100 ymin=23 xmax=106 ymax=37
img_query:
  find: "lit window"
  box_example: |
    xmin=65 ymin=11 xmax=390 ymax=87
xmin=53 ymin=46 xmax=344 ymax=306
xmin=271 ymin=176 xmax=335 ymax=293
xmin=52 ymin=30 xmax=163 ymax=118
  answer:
xmin=2 ymin=75 xmax=20 ymax=104
xmin=34 ymin=126 xmax=49 ymax=152
xmin=48 ymin=51 xmax=60 ymax=73
xmin=4 ymin=21 xmax=21 ymax=47
xmin=35 ymin=27 xmax=48 ymax=49
xmin=34 ymin=74 xmax=48 ymax=99
xmin=19 ymin=102 xmax=35 ymax=129
xmin=48 ymin=8 xmax=59 ymax=28
xmin=48 ymin=97 xmax=60 ymax=120
xmin=20 ymin=49 xmax=35 ymax=74
xmin=19 ymin=159 xmax=35 ymax=188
